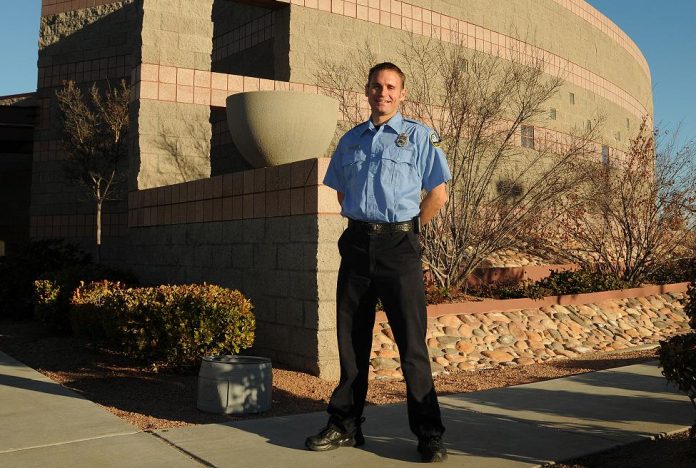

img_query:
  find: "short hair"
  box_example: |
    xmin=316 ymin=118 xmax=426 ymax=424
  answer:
xmin=367 ymin=62 xmax=406 ymax=88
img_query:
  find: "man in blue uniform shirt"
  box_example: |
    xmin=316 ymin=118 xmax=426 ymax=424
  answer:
xmin=305 ymin=62 xmax=451 ymax=463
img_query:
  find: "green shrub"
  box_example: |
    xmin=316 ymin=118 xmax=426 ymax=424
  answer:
xmin=70 ymin=281 xmax=255 ymax=367
xmin=646 ymin=257 xmax=696 ymax=285
xmin=659 ymin=279 xmax=696 ymax=437
xmin=69 ymin=280 xmax=124 ymax=340
xmin=523 ymin=269 xmax=634 ymax=299
xmin=0 ymin=239 xmax=90 ymax=319
xmin=659 ymin=332 xmax=696 ymax=396
xmin=464 ymin=269 xmax=634 ymax=300
xmin=34 ymin=264 xmax=138 ymax=333
xmin=685 ymin=282 xmax=696 ymax=330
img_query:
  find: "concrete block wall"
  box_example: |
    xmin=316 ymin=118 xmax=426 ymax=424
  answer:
xmin=211 ymin=2 xmax=280 ymax=79
xmin=126 ymin=157 xmax=345 ymax=378
xmin=131 ymin=0 xmax=215 ymax=190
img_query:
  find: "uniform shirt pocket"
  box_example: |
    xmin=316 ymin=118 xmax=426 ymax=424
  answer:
xmin=341 ymin=148 xmax=367 ymax=190
xmin=382 ymin=145 xmax=418 ymax=189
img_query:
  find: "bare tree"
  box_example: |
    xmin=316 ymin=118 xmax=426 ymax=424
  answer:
xmin=315 ymin=35 xmax=601 ymax=291
xmin=56 ymin=80 xmax=130 ymax=262
xmin=557 ymin=117 xmax=696 ymax=283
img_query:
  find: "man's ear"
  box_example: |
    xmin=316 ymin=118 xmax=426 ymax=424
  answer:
xmin=364 ymin=83 xmax=369 ymax=97
xmin=400 ymin=87 xmax=407 ymax=103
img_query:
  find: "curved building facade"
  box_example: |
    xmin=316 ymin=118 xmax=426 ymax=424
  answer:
xmin=281 ymin=0 xmax=651 ymax=151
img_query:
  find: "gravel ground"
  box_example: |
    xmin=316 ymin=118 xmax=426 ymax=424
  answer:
xmin=1 ymin=319 xmax=694 ymax=466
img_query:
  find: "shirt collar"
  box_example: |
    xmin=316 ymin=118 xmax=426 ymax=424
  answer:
xmin=363 ymin=112 xmax=405 ymax=135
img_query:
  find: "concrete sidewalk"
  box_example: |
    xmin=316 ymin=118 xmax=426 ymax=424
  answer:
xmin=0 ymin=350 xmax=693 ymax=468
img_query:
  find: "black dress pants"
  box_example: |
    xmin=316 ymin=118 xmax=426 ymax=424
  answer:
xmin=327 ymin=226 xmax=445 ymax=438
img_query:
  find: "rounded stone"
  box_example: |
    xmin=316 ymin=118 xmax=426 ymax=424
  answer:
xmin=438 ymin=314 xmax=462 ymax=328
xmin=374 ymin=369 xmax=403 ymax=380
xmin=434 ymin=356 xmax=450 ymax=367
xmin=514 ymin=340 xmax=529 ymax=351
xmin=377 ymin=349 xmax=400 ymax=359
xmin=438 ymin=335 xmax=461 ymax=346
xmin=498 ymin=334 xmax=516 ymax=346
xmin=457 ymin=324 xmax=474 ymax=337
xmin=481 ymin=350 xmax=514 ymax=362
xmin=445 ymin=354 xmax=467 ymax=363
xmin=371 ymin=357 xmax=400 ymax=369
xmin=541 ymin=318 xmax=558 ymax=330
xmin=457 ymin=341 xmax=476 ymax=353
xmin=457 ymin=362 xmax=477 ymax=371
xmin=514 ymin=357 xmax=537 ymax=366
xmin=508 ymin=323 xmax=527 ymax=340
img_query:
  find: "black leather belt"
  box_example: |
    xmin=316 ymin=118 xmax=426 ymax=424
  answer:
xmin=348 ymin=218 xmax=414 ymax=234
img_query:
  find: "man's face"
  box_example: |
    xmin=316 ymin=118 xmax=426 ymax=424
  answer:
xmin=365 ymin=69 xmax=406 ymax=121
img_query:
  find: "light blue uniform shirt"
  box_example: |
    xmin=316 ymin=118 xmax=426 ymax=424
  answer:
xmin=323 ymin=112 xmax=452 ymax=223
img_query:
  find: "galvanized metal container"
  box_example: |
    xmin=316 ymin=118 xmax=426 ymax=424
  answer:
xmin=197 ymin=355 xmax=272 ymax=414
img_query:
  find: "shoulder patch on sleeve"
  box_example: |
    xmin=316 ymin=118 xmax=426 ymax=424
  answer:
xmin=429 ymin=131 xmax=441 ymax=148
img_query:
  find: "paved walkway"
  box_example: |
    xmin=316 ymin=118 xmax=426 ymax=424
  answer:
xmin=0 ymin=350 xmax=692 ymax=467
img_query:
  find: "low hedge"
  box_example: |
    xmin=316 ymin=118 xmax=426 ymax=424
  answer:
xmin=70 ymin=281 xmax=255 ymax=367
xmin=472 ymin=268 xmax=636 ymax=300
xmin=33 ymin=264 xmax=138 ymax=333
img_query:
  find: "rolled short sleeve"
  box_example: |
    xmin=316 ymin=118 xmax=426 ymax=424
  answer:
xmin=323 ymin=145 xmax=345 ymax=192
xmin=418 ymin=130 xmax=452 ymax=192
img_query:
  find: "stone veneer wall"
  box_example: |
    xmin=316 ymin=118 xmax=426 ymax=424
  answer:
xmin=126 ymin=157 xmax=345 ymax=378
xmin=370 ymin=283 xmax=690 ymax=379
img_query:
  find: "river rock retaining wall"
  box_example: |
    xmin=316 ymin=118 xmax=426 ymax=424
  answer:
xmin=369 ymin=284 xmax=690 ymax=380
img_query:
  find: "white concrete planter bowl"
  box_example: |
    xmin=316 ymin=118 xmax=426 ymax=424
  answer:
xmin=226 ymin=90 xmax=338 ymax=168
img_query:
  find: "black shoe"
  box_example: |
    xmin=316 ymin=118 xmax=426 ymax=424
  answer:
xmin=417 ymin=436 xmax=448 ymax=463
xmin=305 ymin=418 xmax=365 ymax=451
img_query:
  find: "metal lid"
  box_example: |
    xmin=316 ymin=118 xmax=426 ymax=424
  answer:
xmin=201 ymin=355 xmax=271 ymax=365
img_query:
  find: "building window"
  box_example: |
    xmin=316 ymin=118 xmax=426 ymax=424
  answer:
xmin=615 ymin=131 xmax=621 ymax=141
xmin=569 ymin=92 xmax=575 ymax=105
xmin=521 ymin=125 xmax=534 ymax=149
xmin=549 ymin=108 xmax=557 ymax=120
xmin=586 ymin=119 xmax=592 ymax=130
xmin=601 ymin=145 xmax=609 ymax=165
xmin=626 ymin=118 xmax=630 ymax=130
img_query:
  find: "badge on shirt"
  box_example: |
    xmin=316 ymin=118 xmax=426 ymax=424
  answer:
xmin=396 ymin=133 xmax=409 ymax=147
xmin=429 ymin=131 xmax=442 ymax=148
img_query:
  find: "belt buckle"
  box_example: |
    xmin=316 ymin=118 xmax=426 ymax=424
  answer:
xmin=369 ymin=223 xmax=384 ymax=235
